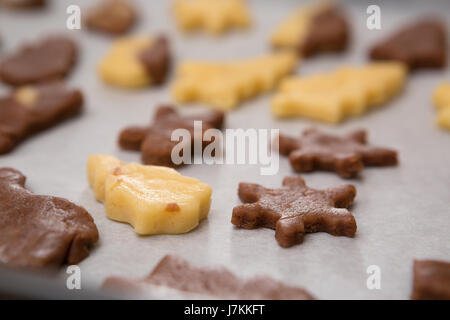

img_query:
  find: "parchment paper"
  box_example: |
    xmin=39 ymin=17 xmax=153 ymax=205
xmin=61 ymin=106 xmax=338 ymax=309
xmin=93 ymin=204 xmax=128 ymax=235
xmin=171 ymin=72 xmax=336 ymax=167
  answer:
xmin=0 ymin=0 xmax=449 ymax=300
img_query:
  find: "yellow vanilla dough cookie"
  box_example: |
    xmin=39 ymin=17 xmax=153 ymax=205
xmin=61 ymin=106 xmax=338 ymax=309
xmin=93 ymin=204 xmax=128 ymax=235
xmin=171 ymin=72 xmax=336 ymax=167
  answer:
xmin=433 ymin=83 xmax=450 ymax=130
xmin=172 ymin=51 xmax=297 ymax=111
xmin=98 ymin=36 xmax=152 ymax=88
xmin=271 ymin=0 xmax=332 ymax=49
xmin=271 ymin=62 xmax=407 ymax=123
xmin=87 ymin=154 xmax=212 ymax=235
xmin=173 ymin=0 xmax=250 ymax=35
xmin=98 ymin=36 xmax=170 ymax=88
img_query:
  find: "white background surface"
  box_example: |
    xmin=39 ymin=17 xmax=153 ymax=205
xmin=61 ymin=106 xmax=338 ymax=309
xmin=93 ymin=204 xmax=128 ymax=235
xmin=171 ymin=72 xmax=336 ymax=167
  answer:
xmin=0 ymin=0 xmax=449 ymax=299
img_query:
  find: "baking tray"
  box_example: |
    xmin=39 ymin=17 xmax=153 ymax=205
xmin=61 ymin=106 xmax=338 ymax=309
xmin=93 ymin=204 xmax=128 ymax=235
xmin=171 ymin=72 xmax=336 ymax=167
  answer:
xmin=0 ymin=0 xmax=449 ymax=300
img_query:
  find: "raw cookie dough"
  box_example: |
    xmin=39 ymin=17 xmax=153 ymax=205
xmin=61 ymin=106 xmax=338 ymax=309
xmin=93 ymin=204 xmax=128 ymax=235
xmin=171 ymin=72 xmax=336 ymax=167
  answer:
xmin=412 ymin=260 xmax=450 ymax=300
xmin=0 ymin=36 xmax=77 ymax=86
xmin=0 ymin=82 xmax=83 ymax=154
xmin=103 ymin=255 xmax=315 ymax=299
xmin=279 ymin=128 xmax=398 ymax=178
xmin=370 ymin=19 xmax=447 ymax=70
xmin=119 ymin=105 xmax=224 ymax=167
xmin=271 ymin=0 xmax=349 ymax=57
xmin=98 ymin=35 xmax=170 ymax=88
xmin=172 ymin=0 xmax=251 ymax=35
xmin=87 ymin=155 xmax=212 ymax=235
xmin=232 ymin=176 xmax=357 ymax=248
xmin=85 ymin=0 xmax=137 ymax=35
xmin=433 ymin=83 xmax=450 ymax=130
xmin=0 ymin=0 xmax=44 ymax=8
xmin=271 ymin=62 xmax=407 ymax=123
xmin=0 ymin=168 xmax=98 ymax=268
xmin=172 ymin=51 xmax=297 ymax=111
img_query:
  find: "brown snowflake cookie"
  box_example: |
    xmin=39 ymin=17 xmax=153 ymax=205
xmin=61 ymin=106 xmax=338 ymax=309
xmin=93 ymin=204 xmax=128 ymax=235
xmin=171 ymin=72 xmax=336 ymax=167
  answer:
xmin=232 ymin=176 xmax=357 ymax=248
xmin=0 ymin=36 xmax=77 ymax=86
xmin=412 ymin=260 xmax=450 ymax=300
xmin=119 ymin=105 xmax=224 ymax=167
xmin=278 ymin=128 xmax=398 ymax=178
xmin=0 ymin=168 xmax=99 ymax=268
xmin=85 ymin=0 xmax=137 ymax=35
xmin=0 ymin=82 xmax=83 ymax=154
xmin=103 ymin=255 xmax=315 ymax=299
xmin=369 ymin=19 xmax=447 ymax=70
xmin=0 ymin=0 xmax=45 ymax=8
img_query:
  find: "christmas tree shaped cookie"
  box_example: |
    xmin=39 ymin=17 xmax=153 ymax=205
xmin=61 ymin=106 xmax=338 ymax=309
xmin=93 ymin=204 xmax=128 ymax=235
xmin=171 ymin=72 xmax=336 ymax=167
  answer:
xmin=271 ymin=62 xmax=407 ymax=123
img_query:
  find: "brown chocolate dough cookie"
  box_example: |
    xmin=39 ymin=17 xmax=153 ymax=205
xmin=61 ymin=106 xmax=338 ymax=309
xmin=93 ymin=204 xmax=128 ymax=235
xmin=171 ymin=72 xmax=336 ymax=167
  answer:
xmin=232 ymin=176 xmax=356 ymax=248
xmin=139 ymin=36 xmax=171 ymax=85
xmin=301 ymin=7 xmax=349 ymax=57
xmin=0 ymin=82 xmax=83 ymax=154
xmin=279 ymin=128 xmax=398 ymax=178
xmin=370 ymin=19 xmax=447 ymax=70
xmin=0 ymin=36 xmax=77 ymax=86
xmin=85 ymin=0 xmax=137 ymax=35
xmin=119 ymin=105 xmax=224 ymax=167
xmin=0 ymin=168 xmax=99 ymax=268
xmin=412 ymin=260 xmax=450 ymax=300
xmin=103 ymin=255 xmax=315 ymax=299
xmin=0 ymin=0 xmax=45 ymax=8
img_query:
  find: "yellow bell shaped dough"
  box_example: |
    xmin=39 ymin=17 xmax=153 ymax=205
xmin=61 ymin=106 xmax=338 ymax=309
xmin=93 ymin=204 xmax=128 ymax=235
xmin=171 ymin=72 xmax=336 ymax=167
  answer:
xmin=271 ymin=62 xmax=407 ymax=123
xmin=271 ymin=0 xmax=332 ymax=49
xmin=98 ymin=36 xmax=153 ymax=88
xmin=172 ymin=51 xmax=297 ymax=111
xmin=87 ymin=154 xmax=212 ymax=235
xmin=433 ymin=83 xmax=450 ymax=130
xmin=173 ymin=0 xmax=251 ymax=35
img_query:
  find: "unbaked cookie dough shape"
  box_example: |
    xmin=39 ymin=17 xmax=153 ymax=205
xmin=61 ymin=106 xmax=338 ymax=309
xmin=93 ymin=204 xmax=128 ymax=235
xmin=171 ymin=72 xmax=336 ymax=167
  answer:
xmin=433 ymin=83 xmax=450 ymax=130
xmin=87 ymin=155 xmax=212 ymax=235
xmin=172 ymin=0 xmax=251 ymax=35
xmin=0 ymin=36 xmax=77 ymax=86
xmin=98 ymin=36 xmax=170 ymax=88
xmin=271 ymin=62 xmax=407 ymax=123
xmin=270 ymin=0 xmax=349 ymax=57
xmin=85 ymin=0 xmax=137 ymax=35
xmin=0 ymin=0 xmax=45 ymax=8
xmin=172 ymin=51 xmax=297 ymax=111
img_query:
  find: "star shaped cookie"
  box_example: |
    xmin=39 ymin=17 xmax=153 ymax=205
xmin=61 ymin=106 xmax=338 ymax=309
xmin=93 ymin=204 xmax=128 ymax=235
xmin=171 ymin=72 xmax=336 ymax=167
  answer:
xmin=103 ymin=255 xmax=315 ymax=299
xmin=172 ymin=51 xmax=297 ymax=111
xmin=271 ymin=62 xmax=407 ymax=122
xmin=173 ymin=0 xmax=251 ymax=35
xmin=119 ymin=105 xmax=224 ymax=167
xmin=232 ymin=176 xmax=357 ymax=248
xmin=278 ymin=128 xmax=398 ymax=178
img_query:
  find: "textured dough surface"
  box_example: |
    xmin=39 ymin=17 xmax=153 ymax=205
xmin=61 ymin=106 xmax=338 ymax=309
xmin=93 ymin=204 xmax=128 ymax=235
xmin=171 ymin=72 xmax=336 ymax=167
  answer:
xmin=173 ymin=0 xmax=250 ymax=34
xmin=87 ymin=154 xmax=212 ymax=235
xmin=172 ymin=51 xmax=297 ymax=111
xmin=271 ymin=62 xmax=407 ymax=123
